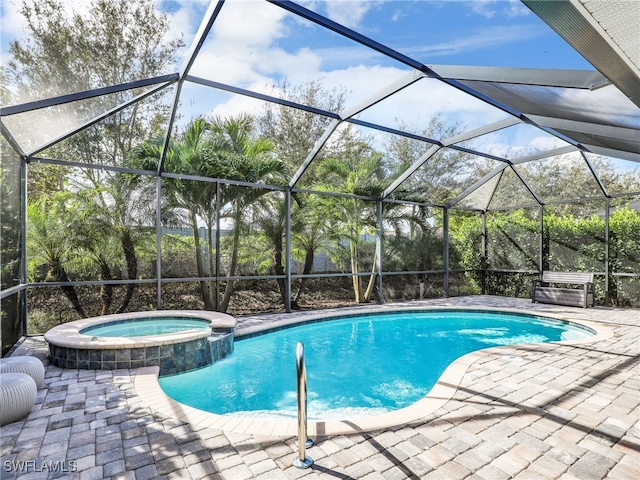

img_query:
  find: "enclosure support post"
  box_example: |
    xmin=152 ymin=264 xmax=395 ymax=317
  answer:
xmin=20 ymin=158 xmax=28 ymax=335
xmin=215 ymin=182 xmax=221 ymax=311
xmin=293 ymin=342 xmax=313 ymax=469
xmin=376 ymin=198 xmax=383 ymax=304
xmin=443 ymin=207 xmax=449 ymax=297
xmin=605 ymin=197 xmax=610 ymax=306
xmin=285 ymin=189 xmax=292 ymax=313
xmin=481 ymin=211 xmax=487 ymax=295
xmin=156 ymin=176 xmax=162 ymax=310
xmin=538 ymin=205 xmax=543 ymax=277
xmin=539 ymin=205 xmax=546 ymax=276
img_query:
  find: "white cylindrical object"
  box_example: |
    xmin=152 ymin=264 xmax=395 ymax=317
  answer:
xmin=0 ymin=356 xmax=45 ymax=388
xmin=0 ymin=373 xmax=37 ymax=426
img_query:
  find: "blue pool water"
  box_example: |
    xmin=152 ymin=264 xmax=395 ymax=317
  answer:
xmin=159 ymin=310 xmax=593 ymax=420
xmin=81 ymin=318 xmax=210 ymax=337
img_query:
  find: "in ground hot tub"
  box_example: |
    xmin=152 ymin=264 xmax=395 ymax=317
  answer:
xmin=44 ymin=310 xmax=235 ymax=375
xmin=80 ymin=317 xmax=212 ymax=337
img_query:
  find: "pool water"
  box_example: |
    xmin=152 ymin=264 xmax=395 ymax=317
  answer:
xmin=81 ymin=317 xmax=211 ymax=337
xmin=159 ymin=310 xmax=592 ymax=420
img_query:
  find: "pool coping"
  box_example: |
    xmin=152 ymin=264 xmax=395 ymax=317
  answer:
xmin=133 ymin=305 xmax=613 ymax=437
xmin=44 ymin=310 xmax=236 ymax=349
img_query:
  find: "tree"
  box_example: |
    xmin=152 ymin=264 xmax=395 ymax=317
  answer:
xmin=382 ymin=204 xmax=438 ymax=273
xmin=7 ymin=0 xmax=181 ymax=102
xmin=128 ymin=118 xmax=223 ymax=310
xmin=386 ymin=115 xmax=494 ymax=205
xmin=314 ymin=135 xmax=388 ymax=303
xmin=68 ymin=172 xmax=155 ymax=314
xmin=129 ymin=115 xmax=284 ymax=312
xmin=289 ymin=193 xmax=328 ymax=304
xmin=1 ymin=147 xmax=24 ymax=354
xmin=26 ymin=195 xmax=86 ymax=318
xmin=256 ymin=80 xmax=347 ymax=182
xmin=211 ymin=115 xmax=285 ymax=312
xmin=253 ymin=193 xmax=289 ymax=306
xmin=609 ymin=205 xmax=640 ymax=305
xmin=6 ymin=0 xmax=182 ymax=319
xmin=256 ymin=81 xmax=348 ymax=302
xmin=7 ymin=0 xmax=182 ymax=170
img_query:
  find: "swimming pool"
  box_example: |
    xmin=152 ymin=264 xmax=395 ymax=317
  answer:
xmin=159 ymin=309 xmax=594 ymax=420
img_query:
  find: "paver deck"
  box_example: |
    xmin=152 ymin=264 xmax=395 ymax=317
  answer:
xmin=1 ymin=296 xmax=639 ymax=479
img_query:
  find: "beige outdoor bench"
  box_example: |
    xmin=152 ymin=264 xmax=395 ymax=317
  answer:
xmin=532 ymin=271 xmax=595 ymax=308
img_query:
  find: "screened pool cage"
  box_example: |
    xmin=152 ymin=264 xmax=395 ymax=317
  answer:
xmin=1 ymin=0 xmax=639 ymax=355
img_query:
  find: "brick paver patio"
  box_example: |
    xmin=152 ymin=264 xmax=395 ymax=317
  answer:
xmin=1 ymin=296 xmax=638 ymax=479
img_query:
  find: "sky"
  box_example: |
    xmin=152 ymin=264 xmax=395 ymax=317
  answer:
xmin=1 ymin=0 xmax=598 ymax=158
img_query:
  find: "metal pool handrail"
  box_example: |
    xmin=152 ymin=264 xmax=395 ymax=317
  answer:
xmin=293 ymin=342 xmax=313 ymax=469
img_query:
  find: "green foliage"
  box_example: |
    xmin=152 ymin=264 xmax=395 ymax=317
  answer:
xmin=7 ymin=0 xmax=183 ymax=197
xmin=160 ymin=234 xmax=196 ymax=278
xmin=545 ymin=212 xmax=604 ymax=272
xmin=27 ymin=193 xmax=76 ymax=281
xmin=488 ymin=209 xmax=539 ymax=271
xmin=450 ymin=204 xmax=640 ymax=304
xmin=449 ymin=211 xmax=482 ymax=271
xmin=129 ymin=115 xmax=285 ymax=311
xmin=26 ymin=173 xmax=158 ymax=317
xmin=0 ymin=148 xmax=22 ymax=355
xmin=386 ymin=114 xmax=494 ymax=205
xmin=313 ymin=138 xmax=389 ymax=303
xmin=608 ymin=206 xmax=640 ymax=305
xmin=256 ymin=80 xmax=347 ymax=184
xmin=0 ymin=149 xmax=22 ymax=291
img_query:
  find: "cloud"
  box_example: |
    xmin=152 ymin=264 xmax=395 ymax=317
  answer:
xmin=186 ymin=0 xmax=296 ymax=81
xmin=503 ymin=0 xmax=531 ymax=19
xmin=0 ymin=0 xmax=27 ymax=41
xmin=157 ymin=0 xmax=210 ymax=63
xmin=210 ymin=0 xmax=288 ymax=47
xmin=177 ymin=0 xmax=514 ymax=143
xmin=320 ymin=64 xmax=414 ymax=106
xmin=353 ymin=75 xmax=509 ymax=134
xmin=466 ymin=0 xmax=498 ymax=19
xmin=0 ymin=0 xmax=547 ymax=156
xmin=403 ymin=24 xmax=545 ymax=58
xmin=323 ymin=0 xmax=375 ymax=29
xmin=208 ymin=88 xmax=267 ymax=119
xmin=529 ymin=134 xmax=568 ymax=152
xmin=467 ymin=124 xmax=569 ymax=159
xmin=390 ymin=9 xmax=406 ymax=22
xmin=465 ymin=0 xmax=531 ymax=19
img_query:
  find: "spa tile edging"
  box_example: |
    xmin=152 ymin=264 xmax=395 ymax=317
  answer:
xmin=49 ymin=333 xmax=234 ymax=375
xmin=45 ymin=310 xmax=235 ymax=374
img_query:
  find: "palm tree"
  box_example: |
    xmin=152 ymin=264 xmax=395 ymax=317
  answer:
xmin=109 ymin=173 xmax=156 ymax=312
xmin=290 ymin=193 xmax=328 ymax=305
xmin=253 ymin=193 xmax=288 ymax=306
xmin=315 ymin=135 xmax=433 ymax=303
xmin=69 ymin=172 xmax=155 ymax=315
xmin=209 ymin=115 xmax=285 ymax=312
xmin=128 ymin=115 xmax=285 ymax=312
xmin=27 ymin=195 xmax=86 ymax=318
xmin=128 ymin=118 xmax=223 ymax=310
xmin=315 ymin=140 xmax=388 ymax=303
